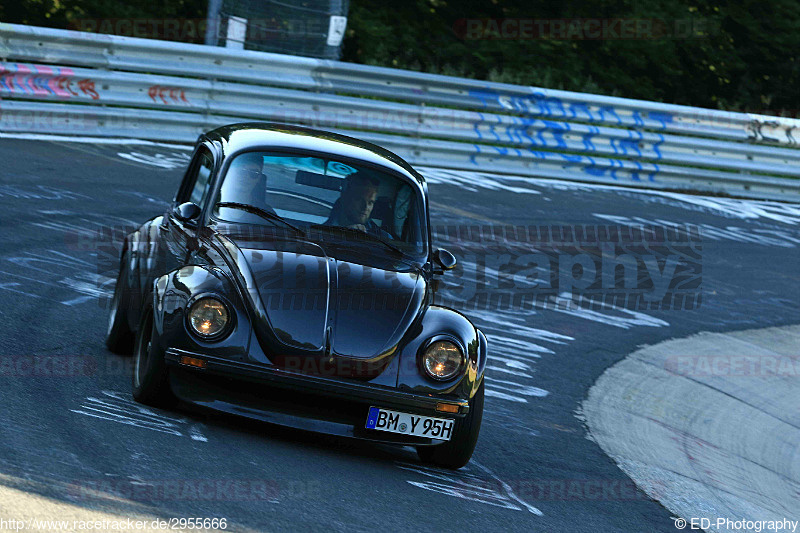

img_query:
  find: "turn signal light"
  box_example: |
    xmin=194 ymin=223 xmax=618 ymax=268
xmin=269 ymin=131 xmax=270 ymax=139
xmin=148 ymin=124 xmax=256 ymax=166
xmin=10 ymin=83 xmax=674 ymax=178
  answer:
xmin=180 ymin=356 xmax=207 ymax=369
xmin=436 ymin=402 xmax=460 ymax=414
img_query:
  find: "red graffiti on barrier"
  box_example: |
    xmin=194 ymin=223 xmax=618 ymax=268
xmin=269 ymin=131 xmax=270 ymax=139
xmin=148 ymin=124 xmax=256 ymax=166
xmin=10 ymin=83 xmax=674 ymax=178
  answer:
xmin=78 ymin=79 xmax=100 ymax=100
xmin=147 ymin=85 xmax=189 ymax=105
xmin=56 ymin=77 xmax=79 ymax=97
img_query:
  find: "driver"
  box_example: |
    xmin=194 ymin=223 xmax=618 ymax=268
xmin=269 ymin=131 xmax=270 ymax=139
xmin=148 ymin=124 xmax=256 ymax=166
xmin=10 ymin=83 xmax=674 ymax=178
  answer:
xmin=325 ymin=172 xmax=392 ymax=239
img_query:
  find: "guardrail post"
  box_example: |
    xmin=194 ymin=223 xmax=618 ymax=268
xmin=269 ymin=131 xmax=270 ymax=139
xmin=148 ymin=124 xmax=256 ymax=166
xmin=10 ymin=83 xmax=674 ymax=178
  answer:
xmin=205 ymin=0 xmax=223 ymax=46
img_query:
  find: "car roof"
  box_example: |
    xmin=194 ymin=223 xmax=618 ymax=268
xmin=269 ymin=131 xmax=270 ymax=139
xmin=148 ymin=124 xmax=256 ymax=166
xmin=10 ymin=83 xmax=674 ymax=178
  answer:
xmin=202 ymin=123 xmax=426 ymax=186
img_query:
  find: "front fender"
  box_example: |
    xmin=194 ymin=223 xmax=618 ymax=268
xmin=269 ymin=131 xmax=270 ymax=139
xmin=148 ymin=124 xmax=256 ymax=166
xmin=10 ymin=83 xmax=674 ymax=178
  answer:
xmin=150 ymin=265 xmax=252 ymax=362
xmin=396 ymin=305 xmax=487 ymax=402
xmin=124 ymin=217 xmax=162 ymax=332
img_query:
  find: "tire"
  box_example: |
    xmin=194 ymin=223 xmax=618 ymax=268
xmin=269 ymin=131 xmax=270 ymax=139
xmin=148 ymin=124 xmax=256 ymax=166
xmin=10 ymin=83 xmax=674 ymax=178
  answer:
xmin=131 ymin=307 xmax=174 ymax=408
xmin=105 ymin=251 xmax=135 ymax=355
xmin=417 ymin=380 xmax=484 ymax=469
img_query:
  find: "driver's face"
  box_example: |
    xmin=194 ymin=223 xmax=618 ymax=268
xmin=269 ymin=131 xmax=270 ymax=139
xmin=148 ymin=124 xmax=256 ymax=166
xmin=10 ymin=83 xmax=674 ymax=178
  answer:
xmin=343 ymin=185 xmax=378 ymax=225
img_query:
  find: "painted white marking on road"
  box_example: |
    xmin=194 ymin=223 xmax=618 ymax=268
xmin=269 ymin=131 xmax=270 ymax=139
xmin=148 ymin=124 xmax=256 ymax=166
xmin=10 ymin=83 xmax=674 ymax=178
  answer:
xmin=189 ymin=425 xmax=208 ymax=442
xmin=6 ymin=250 xmax=94 ymax=273
xmin=0 ymin=184 xmax=91 ymax=201
xmin=656 ymin=194 xmax=800 ymax=226
xmin=419 ymin=165 xmax=800 ymax=228
xmin=0 ymin=132 xmax=192 ymax=148
xmin=490 ymin=335 xmax=553 ymax=355
xmin=37 ymin=209 xmax=74 ymax=216
xmin=120 ymin=190 xmax=171 ymax=207
xmin=483 ymin=389 xmax=528 ymax=403
xmin=59 ymin=273 xmax=114 ymax=302
xmin=0 ymin=282 xmax=44 ymax=299
xmin=2 ymin=251 xmax=114 ymax=304
xmin=397 ymin=461 xmax=543 ymax=515
xmin=61 ymin=295 xmax=95 ymax=306
xmin=31 ymin=221 xmax=95 ymax=237
xmin=0 ymin=270 xmax=71 ymax=305
xmin=72 ymin=397 xmax=180 ymax=421
xmin=117 ymin=151 xmax=191 ymax=169
xmin=488 ymin=379 xmax=549 ymax=398
xmin=550 ymin=293 xmax=669 ymax=329
xmin=29 ymin=213 xmax=141 ymax=236
xmin=70 ymin=409 xmax=183 ymax=437
xmin=486 ymin=365 xmax=533 ymax=378
xmin=594 ymin=213 xmax=797 ymax=247
xmin=422 ymin=168 xmax=542 ymax=195
xmin=473 ymin=461 xmax=544 ymax=516
xmin=457 ymin=308 xmax=567 ymax=401
xmin=467 ymin=309 xmax=574 ymax=344
xmin=0 ymin=270 xmax=64 ymax=297
xmin=71 ymin=391 xmax=207 ymax=442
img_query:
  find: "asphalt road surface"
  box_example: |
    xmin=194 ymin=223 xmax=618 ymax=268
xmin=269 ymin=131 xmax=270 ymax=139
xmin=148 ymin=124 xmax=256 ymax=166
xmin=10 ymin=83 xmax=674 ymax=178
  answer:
xmin=1 ymin=137 xmax=799 ymax=532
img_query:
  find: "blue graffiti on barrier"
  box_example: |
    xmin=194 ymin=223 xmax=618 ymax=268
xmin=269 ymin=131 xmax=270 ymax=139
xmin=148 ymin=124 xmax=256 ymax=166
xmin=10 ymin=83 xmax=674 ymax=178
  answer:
xmin=465 ymin=88 xmax=675 ymax=183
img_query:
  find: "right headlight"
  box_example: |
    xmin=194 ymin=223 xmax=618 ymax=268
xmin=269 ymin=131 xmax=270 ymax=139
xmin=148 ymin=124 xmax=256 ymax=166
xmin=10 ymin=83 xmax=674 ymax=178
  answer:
xmin=421 ymin=339 xmax=464 ymax=381
xmin=188 ymin=297 xmax=230 ymax=339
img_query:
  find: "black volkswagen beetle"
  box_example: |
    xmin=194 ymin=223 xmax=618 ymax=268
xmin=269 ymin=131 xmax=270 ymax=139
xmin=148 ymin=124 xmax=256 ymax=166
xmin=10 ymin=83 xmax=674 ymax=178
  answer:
xmin=106 ymin=123 xmax=487 ymax=469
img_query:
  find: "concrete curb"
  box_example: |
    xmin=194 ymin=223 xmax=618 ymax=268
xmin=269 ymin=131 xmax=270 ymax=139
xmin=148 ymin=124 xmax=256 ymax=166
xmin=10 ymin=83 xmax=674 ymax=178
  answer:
xmin=583 ymin=325 xmax=800 ymax=532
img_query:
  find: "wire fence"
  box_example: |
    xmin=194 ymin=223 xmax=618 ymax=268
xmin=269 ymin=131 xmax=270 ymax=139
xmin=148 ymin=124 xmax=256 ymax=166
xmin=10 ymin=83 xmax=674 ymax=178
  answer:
xmin=210 ymin=0 xmax=349 ymax=59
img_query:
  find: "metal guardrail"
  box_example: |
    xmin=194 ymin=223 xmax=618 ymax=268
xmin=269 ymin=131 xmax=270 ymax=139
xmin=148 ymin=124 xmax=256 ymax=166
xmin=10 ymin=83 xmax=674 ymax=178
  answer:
xmin=2 ymin=23 xmax=800 ymax=201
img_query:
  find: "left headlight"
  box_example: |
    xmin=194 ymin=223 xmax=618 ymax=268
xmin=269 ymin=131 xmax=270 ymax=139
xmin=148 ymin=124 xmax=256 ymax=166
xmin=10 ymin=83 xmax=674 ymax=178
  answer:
xmin=188 ymin=297 xmax=230 ymax=339
xmin=421 ymin=339 xmax=464 ymax=381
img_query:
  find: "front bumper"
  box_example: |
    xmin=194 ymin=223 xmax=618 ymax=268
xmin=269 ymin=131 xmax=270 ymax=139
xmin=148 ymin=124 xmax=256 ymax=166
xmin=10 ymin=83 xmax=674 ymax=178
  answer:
xmin=164 ymin=348 xmax=468 ymax=445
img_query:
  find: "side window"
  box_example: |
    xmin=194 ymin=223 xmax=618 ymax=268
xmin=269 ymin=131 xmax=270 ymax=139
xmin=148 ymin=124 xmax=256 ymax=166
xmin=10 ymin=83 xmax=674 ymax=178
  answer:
xmin=188 ymin=151 xmax=214 ymax=206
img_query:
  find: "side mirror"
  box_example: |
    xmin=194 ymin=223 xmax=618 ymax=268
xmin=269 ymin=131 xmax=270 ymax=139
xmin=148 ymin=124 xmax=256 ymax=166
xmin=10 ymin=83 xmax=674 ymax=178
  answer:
xmin=172 ymin=201 xmax=201 ymax=223
xmin=433 ymin=248 xmax=457 ymax=273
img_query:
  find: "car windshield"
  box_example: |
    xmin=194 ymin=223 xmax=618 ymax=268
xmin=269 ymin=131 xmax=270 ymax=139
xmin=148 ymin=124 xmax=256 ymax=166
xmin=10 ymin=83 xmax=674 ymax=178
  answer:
xmin=211 ymin=151 xmax=427 ymax=259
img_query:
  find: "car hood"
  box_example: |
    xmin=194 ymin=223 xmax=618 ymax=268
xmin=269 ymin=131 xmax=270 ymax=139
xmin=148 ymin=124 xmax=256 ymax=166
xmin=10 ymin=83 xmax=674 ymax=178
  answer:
xmin=222 ymin=234 xmax=425 ymax=361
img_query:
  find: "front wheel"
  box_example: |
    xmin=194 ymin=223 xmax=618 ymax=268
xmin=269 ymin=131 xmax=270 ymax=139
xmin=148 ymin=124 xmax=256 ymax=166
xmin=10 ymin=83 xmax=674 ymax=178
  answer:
xmin=132 ymin=308 xmax=173 ymax=408
xmin=417 ymin=380 xmax=484 ymax=469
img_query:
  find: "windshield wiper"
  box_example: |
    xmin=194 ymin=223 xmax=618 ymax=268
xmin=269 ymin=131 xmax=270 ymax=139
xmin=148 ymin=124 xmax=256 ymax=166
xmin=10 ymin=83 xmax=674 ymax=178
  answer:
xmin=310 ymin=224 xmax=406 ymax=257
xmin=216 ymin=202 xmax=306 ymax=237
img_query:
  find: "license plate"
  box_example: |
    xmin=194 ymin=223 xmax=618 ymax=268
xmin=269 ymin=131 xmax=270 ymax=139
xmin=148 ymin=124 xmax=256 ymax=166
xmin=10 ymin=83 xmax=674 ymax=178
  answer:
xmin=365 ymin=407 xmax=455 ymax=441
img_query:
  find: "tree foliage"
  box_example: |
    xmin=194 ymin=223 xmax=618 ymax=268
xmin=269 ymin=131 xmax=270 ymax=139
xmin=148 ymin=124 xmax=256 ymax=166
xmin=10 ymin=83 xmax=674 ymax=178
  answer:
xmin=342 ymin=0 xmax=799 ymax=114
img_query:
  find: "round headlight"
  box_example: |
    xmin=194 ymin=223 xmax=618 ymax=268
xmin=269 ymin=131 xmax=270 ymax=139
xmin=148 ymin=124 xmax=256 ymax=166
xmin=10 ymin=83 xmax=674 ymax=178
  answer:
xmin=188 ymin=297 xmax=230 ymax=338
xmin=422 ymin=340 xmax=464 ymax=381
